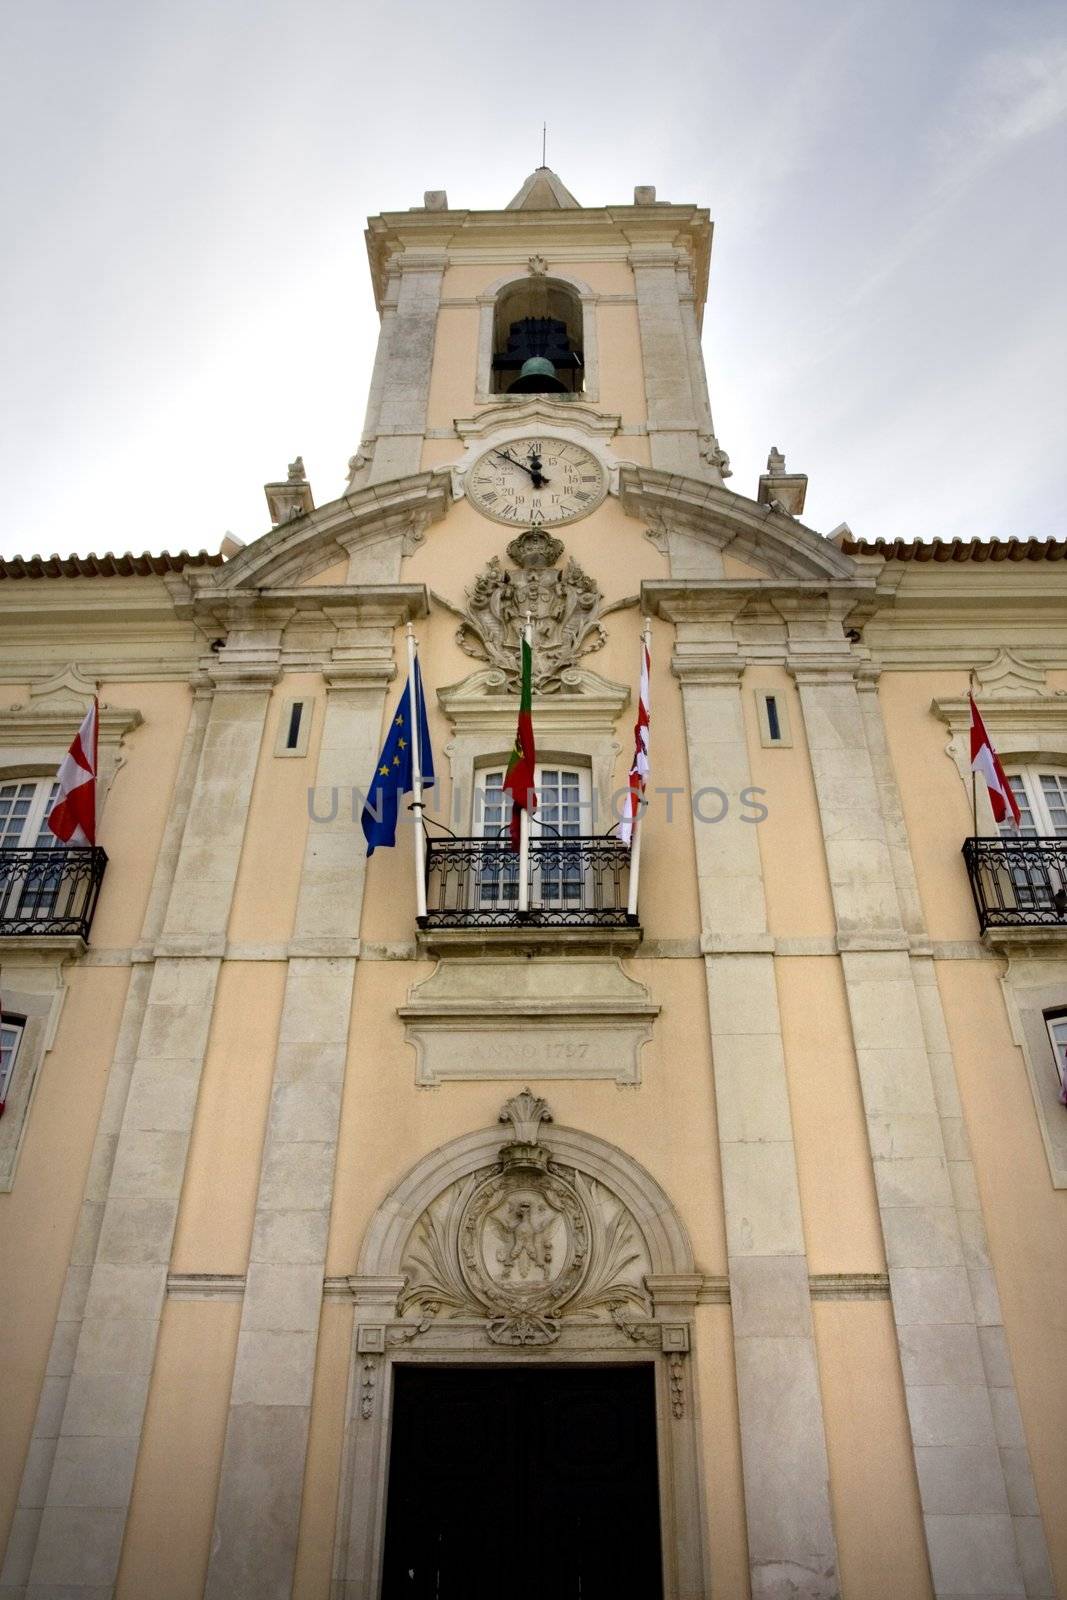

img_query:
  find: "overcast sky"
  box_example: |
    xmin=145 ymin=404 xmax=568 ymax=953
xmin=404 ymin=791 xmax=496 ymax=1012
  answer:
xmin=2 ymin=0 xmax=1064 ymax=560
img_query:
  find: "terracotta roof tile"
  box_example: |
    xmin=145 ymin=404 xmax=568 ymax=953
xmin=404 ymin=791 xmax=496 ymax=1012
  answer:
xmin=0 ymin=550 xmax=224 ymax=580
xmin=839 ymin=535 xmax=1067 ymax=563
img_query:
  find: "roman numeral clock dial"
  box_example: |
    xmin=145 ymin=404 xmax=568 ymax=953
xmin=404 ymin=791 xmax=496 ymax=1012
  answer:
xmin=466 ymin=437 xmax=608 ymax=527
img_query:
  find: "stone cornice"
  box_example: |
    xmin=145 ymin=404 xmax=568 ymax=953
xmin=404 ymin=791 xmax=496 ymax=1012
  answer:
xmin=932 ymin=692 xmax=1067 ymax=734
xmin=642 ymin=578 xmax=877 ymax=625
xmin=452 ymin=399 xmax=621 ymax=442
xmin=364 ymin=204 xmax=712 ymax=313
xmin=176 ymin=470 xmax=451 ymax=597
xmin=437 ymin=666 xmax=628 ymax=735
xmin=624 ymin=468 xmax=862 ymax=583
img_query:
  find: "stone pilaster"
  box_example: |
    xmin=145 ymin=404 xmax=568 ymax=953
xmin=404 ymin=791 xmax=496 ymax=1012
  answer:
xmin=792 ymin=653 xmax=1053 ymax=1599
xmin=366 ymin=251 xmax=447 ymax=486
xmin=0 ymin=692 xmax=215 ymax=1600
xmin=204 ymin=591 xmax=424 ymax=1600
xmin=629 ymin=245 xmax=705 ymax=478
xmin=19 ymin=671 xmax=274 ymax=1600
xmin=668 ymin=604 xmax=840 ymax=1600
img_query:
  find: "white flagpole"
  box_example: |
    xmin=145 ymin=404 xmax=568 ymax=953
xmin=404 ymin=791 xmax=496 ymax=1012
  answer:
xmin=405 ymin=624 xmax=428 ymax=921
xmin=517 ymin=614 xmax=532 ymax=915
xmin=626 ymin=617 xmax=652 ymax=920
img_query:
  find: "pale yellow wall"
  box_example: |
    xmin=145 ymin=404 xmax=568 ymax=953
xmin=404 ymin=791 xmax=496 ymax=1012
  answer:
xmin=813 ymin=1300 xmax=933 ymax=1598
xmin=742 ymin=665 xmax=837 ymax=940
xmin=879 ymin=669 xmax=977 ymax=942
xmin=0 ymin=964 xmax=131 ymax=1547
xmin=117 ymin=1298 xmax=242 ymax=1600
xmin=776 ymin=957 xmax=885 ymax=1274
xmin=936 ymin=959 xmax=1067 ymax=1594
xmin=694 ymin=1303 xmax=750 ymax=1599
xmin=424 ymin=304 xmax=480 ymax=428
xmin=90 ymin=680 xmax=193 ymax=948
xmin=292 ymin=1300 xmax=352 ymax=1600
xmin=596 ymin=301 xmax=647 ymax=421
xmin=170 ymin=960 xmax=287 ymax=1274
xmin=227 ymin=674 xmax=325 ymax=947
xmin=422 ymin=258 xmax=647 ymax=433
xmin=328 ymin=957 xmax=726 ymax=1278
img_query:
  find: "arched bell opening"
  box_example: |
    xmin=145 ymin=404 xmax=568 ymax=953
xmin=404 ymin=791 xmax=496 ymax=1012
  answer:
xmin=491 ymin=278 xmax=585 ymax=395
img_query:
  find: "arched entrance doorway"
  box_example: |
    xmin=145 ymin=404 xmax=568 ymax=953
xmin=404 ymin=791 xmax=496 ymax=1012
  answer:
xmin=331 ymin=1092 xmax=711 ymax=1598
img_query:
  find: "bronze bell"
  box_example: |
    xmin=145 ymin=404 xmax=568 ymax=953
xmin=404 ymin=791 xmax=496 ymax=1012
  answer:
xmin=507 ymin=355 xmax=567 ymax=394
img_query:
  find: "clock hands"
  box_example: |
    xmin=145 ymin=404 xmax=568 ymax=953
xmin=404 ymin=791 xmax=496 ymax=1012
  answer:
xmin=492 ymin=448 xmax=550 ymax=489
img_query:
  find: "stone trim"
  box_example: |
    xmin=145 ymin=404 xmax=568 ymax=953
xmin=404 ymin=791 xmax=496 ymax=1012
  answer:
xmin=809 ymin=1273 xmax=891 ymax=1301
xmin=165 ymin=1273 xmax=246 ymax=1300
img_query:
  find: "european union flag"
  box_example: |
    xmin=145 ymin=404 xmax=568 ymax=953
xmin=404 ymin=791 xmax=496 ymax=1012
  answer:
xmin=361 ymin=658 xmax=435 ymax=856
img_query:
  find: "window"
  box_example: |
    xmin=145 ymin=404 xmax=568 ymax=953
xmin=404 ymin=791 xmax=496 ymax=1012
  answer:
xmin=1002 ymin=769 xmax=1067 ymax=837
xmin=473 ymin=764 xmax=591 ymax=909
xmin=0 ymin=779 xmax=60 ymax=849
xmin=998 ymin=768 xmax=1067 ymax=917
xmin=491 ymin=280 xmax=584 ymax=396
xmin=1045 ymin=1011 xmax=1067 ymax=1107
xmin=0 ymin=1016 xmax=24 ymax=1114
xmin=274 ymin=698 xmax=314 ymax=758
xmin=755 ymin=689 xmax=792 ymax=748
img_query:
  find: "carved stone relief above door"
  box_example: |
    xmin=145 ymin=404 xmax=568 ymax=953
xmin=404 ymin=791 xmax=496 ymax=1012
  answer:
xmin=332 ymin=1095 xmax=712 ymax=1600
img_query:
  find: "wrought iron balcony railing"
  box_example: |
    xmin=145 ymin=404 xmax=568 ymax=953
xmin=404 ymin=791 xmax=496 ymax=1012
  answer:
xmin=962 ymin=836 xmax=1067 ymax=932
xmin=421 ymin=835 xmax=633 ymax=928
xmin=0 ymin=846 xmax=108 ymax=940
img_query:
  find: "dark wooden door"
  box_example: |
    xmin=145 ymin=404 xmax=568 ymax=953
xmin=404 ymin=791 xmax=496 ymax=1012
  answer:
xmin=381 ymin=1364 xmax=664 ymax=1600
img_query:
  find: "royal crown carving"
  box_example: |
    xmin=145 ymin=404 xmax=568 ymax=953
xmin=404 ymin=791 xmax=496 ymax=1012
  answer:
xmin=450 ymin=537 xmax=607 ymax=695
xmin=397 ymin=1091 xmax=652 ymax=1345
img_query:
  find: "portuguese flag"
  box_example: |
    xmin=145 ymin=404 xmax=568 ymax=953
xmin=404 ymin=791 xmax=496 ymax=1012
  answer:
xmin=503 ymin=628 xmax=537 ymax=849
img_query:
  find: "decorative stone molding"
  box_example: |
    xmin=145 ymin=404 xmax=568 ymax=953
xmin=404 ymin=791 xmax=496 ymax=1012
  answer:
xmin=453 ymin=398 xmax=621 ymax=444
xmin=397 ymin=957 xmax=659 ymax=1083
xmin=621 ymin=465 xmax=862 ymax=582
xmin=170 ymin=469 xmax=451 ymax=593
xmin=933 ymin=660 xmax=1067 ymax=832
xmin=0 ymin=963 xmax=70 ymax=1190
xmin=438 ymin=534 xmax=608 ymax=694
xmin=0 ymin=664 xmax=143 ymax=816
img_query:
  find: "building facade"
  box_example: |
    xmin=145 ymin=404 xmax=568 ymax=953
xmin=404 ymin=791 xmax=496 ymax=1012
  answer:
xmin=0 ymin=169 xmax=1065 ymax=1600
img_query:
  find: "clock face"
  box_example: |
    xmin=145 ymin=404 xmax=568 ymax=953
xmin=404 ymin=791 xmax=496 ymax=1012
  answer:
xmin=466 ymin=437 xmax=607 ymax=527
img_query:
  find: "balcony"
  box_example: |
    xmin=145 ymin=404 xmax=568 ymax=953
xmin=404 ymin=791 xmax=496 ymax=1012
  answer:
xmin=0 ymin=846 xmax=108 ymax=943
xmin=417 ymin=834 xmax=638 ymax=956
xmin=962 ymin=836 xmax=1067 ymax=938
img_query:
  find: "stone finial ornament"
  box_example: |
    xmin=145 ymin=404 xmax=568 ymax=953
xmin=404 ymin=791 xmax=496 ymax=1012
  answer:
xmin=499 ymin=1087 xmax=553 ymax=1146
xmin=758 ymin=445 xmax=807 ymax=518
xmin=264 ymin=456 xmax=315 ymax=526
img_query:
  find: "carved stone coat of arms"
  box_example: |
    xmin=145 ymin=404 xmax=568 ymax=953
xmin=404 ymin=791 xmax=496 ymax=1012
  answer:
xmin=397 ymin=1090 xmax=652 ymax=1345
xmin=449 ymin=528 xmax=607 ymax=695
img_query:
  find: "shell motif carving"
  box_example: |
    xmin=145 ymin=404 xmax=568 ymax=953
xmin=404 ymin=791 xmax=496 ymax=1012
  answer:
xmin=397 ymin=1092 xmax=652 ymax=1345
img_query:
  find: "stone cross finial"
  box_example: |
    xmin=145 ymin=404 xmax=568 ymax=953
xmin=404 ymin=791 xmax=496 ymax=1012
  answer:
xmin=499 ymin=1088 xmax=553 ymax=1146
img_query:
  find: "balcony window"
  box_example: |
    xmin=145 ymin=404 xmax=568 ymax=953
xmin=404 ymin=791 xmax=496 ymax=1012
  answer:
xmin=963 ymin=765 xmax=1067 ymax=931
xmin=0 ymin=776 xmax=107 ymax=940
xmin=422 ymin=762 xmax=631 ymax=929
xmin=0 ymin=1016 xmax=24 ymax=1114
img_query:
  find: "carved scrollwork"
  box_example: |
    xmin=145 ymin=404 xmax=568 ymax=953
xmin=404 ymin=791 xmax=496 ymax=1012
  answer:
xmin=445 ymin=540 xmax=607 ymax=695
xmin=396 ymin=1091 xmax=654 ymax=1346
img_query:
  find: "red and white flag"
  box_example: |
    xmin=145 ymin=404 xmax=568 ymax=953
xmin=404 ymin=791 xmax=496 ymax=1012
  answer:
xmin=969 ymin=693 xmax=1020 ymax=828
xmin=47 ymin=698 xmax=99 ymax=847
xmin=619 ymin=632 xmax=651 ymax=847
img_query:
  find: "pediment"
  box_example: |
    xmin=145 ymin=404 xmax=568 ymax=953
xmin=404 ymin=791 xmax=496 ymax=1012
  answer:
xmin=618 ymin=465 xmax=858 ymax=583
xmin=181 ymin=469 xmax=452 ymax=595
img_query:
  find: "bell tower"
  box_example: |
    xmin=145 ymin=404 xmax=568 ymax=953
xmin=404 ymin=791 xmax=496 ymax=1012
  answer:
xmin=348 ymin=168 xmax=729 ymax=490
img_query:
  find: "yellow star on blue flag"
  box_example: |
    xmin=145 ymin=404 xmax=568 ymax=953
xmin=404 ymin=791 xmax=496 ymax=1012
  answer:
xmin=361 ymin=658 xmax=436 ymax=856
